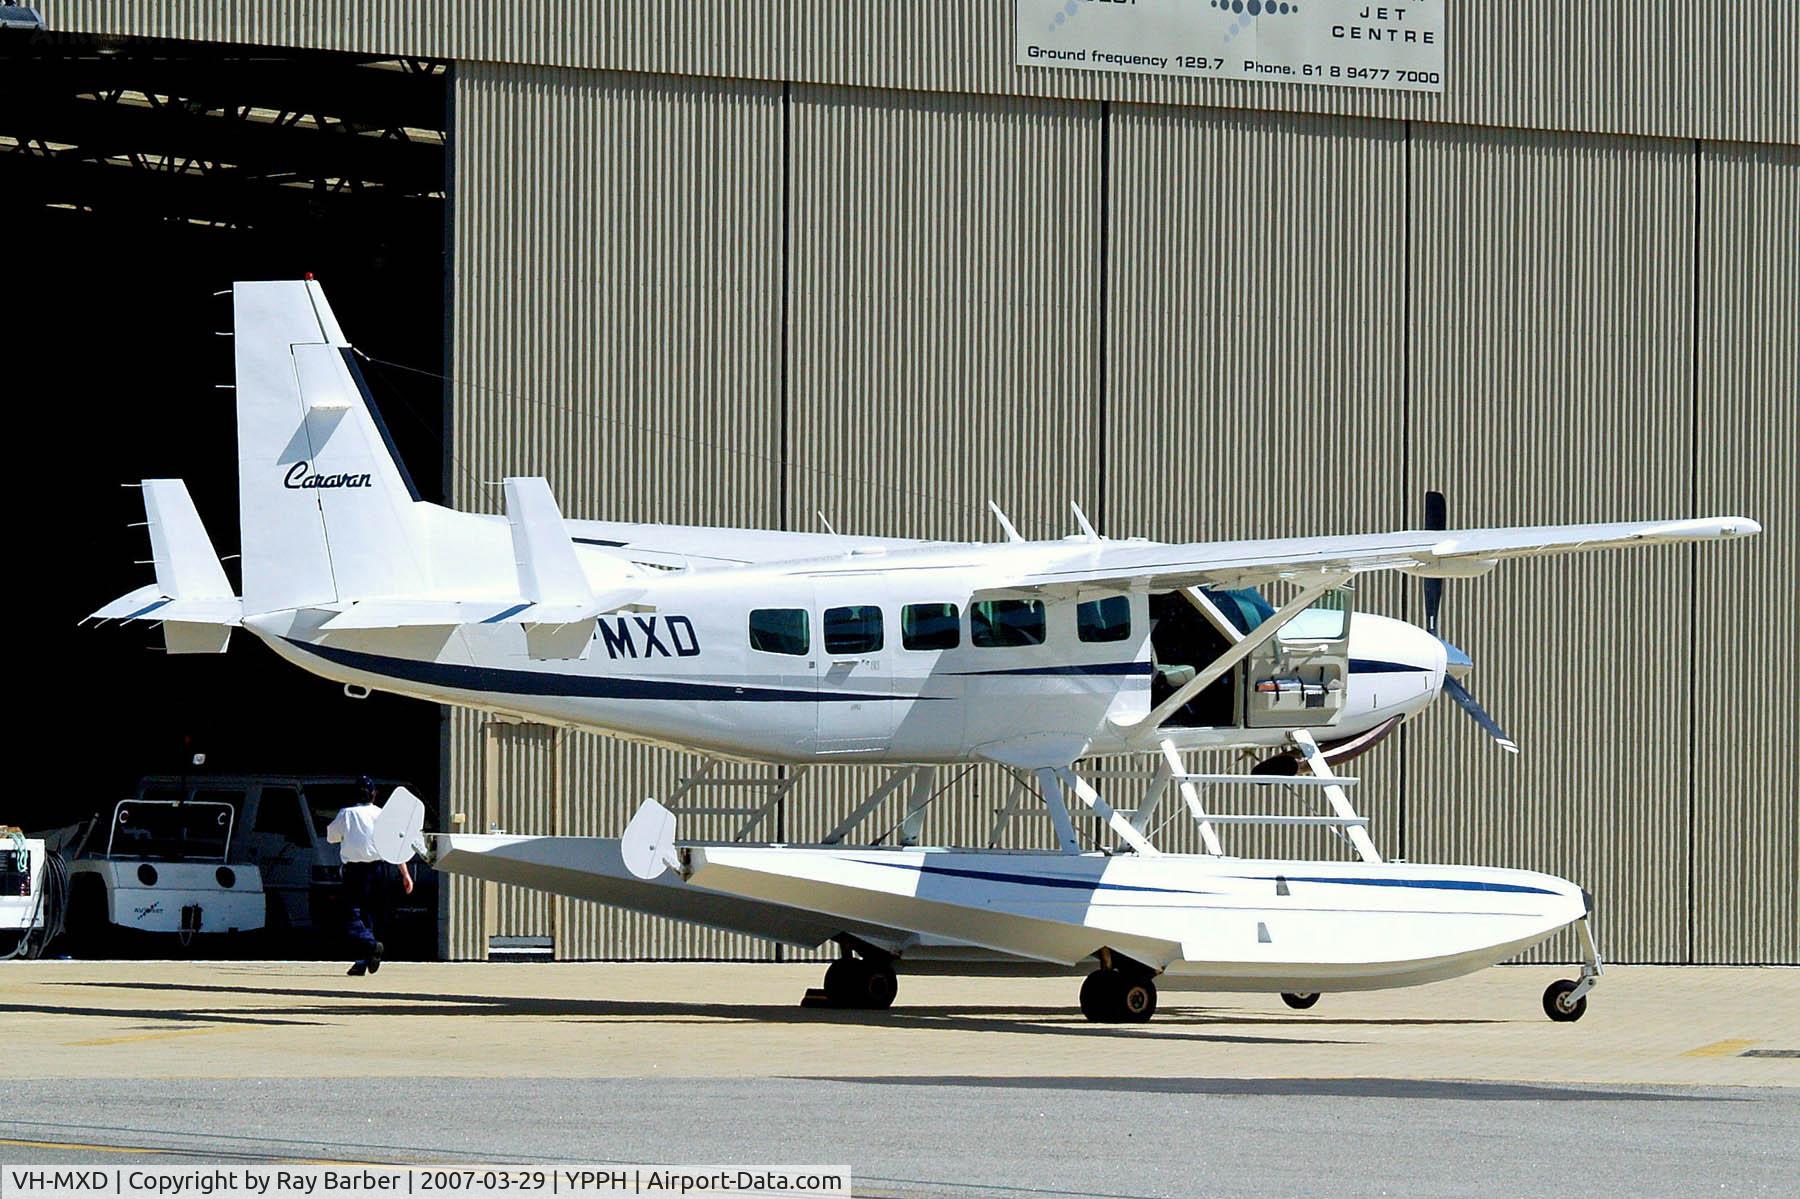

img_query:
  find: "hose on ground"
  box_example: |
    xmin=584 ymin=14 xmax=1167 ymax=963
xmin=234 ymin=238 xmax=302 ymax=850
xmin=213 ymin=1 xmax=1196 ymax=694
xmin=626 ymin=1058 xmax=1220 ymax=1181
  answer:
xmin=2 ymin=847 xmax=69 ymax=961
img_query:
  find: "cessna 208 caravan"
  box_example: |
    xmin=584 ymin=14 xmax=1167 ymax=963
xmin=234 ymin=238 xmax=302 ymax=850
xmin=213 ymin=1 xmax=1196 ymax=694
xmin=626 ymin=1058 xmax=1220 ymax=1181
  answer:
xmin=91 ymin=281 xmax=1760 ymax=1023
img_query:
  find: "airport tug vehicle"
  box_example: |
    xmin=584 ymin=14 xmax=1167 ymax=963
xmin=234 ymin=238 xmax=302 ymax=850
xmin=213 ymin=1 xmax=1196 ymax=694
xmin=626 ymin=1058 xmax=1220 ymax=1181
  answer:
xmin=90 ymin=280 xmax=1759 ymax=1022
xmin=64 ymin=796 xmax=266 ymax=952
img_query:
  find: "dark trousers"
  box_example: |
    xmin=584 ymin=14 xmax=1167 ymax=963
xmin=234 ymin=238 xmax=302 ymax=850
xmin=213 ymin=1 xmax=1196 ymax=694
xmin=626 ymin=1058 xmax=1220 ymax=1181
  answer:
xmin=341 ymin=861 xmax=387 ymax=959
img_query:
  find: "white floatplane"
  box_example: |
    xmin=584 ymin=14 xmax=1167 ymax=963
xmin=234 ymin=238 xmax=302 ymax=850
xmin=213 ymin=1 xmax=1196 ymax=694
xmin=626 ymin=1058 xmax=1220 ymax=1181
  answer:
xmin=91 ymin=281 xmax=1760 ymax=1023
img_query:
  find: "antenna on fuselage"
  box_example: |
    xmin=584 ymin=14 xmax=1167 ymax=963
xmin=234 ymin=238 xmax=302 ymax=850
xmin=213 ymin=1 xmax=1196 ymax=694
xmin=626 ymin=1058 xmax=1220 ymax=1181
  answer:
xmin=1069 ymin=501 xmax=1099 ymax=540
xmin=816 ymin=510 xmax=838 ymax=535
xmin=987 ymin=501 xmax=1025 ymax=544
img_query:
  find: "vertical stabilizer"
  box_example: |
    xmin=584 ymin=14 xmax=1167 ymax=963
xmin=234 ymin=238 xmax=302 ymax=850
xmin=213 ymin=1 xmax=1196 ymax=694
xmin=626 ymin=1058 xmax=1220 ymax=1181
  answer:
xmin=234 ymin=280 xmax=428 ymax=615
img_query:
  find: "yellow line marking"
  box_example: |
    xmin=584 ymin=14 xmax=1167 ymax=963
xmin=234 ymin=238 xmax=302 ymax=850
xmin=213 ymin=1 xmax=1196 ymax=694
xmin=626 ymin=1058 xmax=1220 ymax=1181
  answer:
xmin=66 ymin=1026 xmax=227 ymax=1048
xmin=0 ymin=1137 xmax=176 ymax=1156
xmin=1685 ymin=1038 xmax=1759 ymax=1058
xmin=0 ymin=1137 xmax=383 ymax=1165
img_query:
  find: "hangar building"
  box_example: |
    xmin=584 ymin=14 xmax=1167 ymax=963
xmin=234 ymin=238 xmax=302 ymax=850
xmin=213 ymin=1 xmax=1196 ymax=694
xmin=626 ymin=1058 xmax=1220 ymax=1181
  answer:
xmin=9 ymin=3 xmax=1794 ymax=966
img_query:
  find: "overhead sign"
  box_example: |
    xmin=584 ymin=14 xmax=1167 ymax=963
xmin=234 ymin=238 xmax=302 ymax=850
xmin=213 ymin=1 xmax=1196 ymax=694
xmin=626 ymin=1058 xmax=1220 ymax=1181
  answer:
xmin=1016 ymin=1 xmax=1445 ymax=94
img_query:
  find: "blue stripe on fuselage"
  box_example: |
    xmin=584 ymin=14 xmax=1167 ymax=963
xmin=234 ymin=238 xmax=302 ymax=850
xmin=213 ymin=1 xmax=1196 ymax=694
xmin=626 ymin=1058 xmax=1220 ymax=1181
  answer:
xmin=1350 ymin=658 xmax=1429 ymax=674
xmin=1239 ymin=874 xmax=1561 ymax=896
xmin=281 ymin=639 xmax=1155 ymax=703
xmin=953 ymin=662 xmax=1152 ymax=678
xmin=283 ymin=637 xmax=887 ymax=703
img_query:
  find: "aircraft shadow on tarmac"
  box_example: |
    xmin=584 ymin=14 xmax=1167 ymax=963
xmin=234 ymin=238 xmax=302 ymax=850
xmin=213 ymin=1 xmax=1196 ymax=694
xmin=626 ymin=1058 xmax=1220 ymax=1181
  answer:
xmin=808 ymin=1075 xmax=1741 ymax=1103
xmin=1 ymin=979 xmax=1498 ymax=1047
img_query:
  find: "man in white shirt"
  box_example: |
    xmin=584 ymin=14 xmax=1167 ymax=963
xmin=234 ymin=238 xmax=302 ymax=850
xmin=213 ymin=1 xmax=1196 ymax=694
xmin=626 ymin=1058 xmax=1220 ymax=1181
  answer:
xmin=325 ymin=777 xmax=414 ymax=977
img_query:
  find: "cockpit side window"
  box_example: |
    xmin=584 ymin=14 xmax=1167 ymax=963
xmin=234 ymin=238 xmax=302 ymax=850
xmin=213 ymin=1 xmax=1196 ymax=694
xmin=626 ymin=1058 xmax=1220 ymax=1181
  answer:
xmin=749 ymin=608 xmax=810 ymax=655
xmin=971 ymin=599 xmax=1046 ymax=648
xmin=1279 ymin=587 xmax=1352 ymax=641
xmin=1077 ymin=595 xmax=1131 ymax=642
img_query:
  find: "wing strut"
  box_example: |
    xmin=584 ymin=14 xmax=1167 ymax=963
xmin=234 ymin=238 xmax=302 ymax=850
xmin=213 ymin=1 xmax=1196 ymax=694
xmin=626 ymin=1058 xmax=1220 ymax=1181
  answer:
xmin=1059 ymin=769 xmax=1160 ymax=856
xmin=1035 ymin=768 xmax=1081 ymax=854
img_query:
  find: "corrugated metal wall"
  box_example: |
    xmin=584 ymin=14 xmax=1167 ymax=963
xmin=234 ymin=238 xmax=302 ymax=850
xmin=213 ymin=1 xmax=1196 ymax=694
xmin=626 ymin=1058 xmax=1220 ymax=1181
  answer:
xmin=450 ymin=63 xmax=786 ymax=958
xmin=444 ymin=61 xmax=1795 ymax=964
xmin=39 ymin=1 xmax=1793 ymax=963
xmin=1104 ymin=105 xmax=1411 ymax=863
xmin=784 ymin=84 xmax=1100 ymax=543
xmin=1403 ymin=126 xmax=1700 ymax=963
xmin=40 ymin=1 xmax=1799 ymax=145
xmin=1690 ymin=142 xmax=1800 ymax=965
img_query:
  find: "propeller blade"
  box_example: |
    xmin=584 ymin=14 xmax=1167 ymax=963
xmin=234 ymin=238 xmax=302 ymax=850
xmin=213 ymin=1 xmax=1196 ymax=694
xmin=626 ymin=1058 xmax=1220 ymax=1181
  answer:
xmin=1442 ymin=675 xmax=1519 ymax=754
xmin=1424 ymin=490 xmax=1447 ymax=531
xmin=1423 ymin=490 xmax=1447 ymax=637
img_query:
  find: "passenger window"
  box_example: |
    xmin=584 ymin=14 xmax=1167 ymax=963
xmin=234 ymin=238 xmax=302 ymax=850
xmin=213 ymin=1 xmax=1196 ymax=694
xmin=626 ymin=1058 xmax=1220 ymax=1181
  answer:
xmin=971 ymin=599 xmax=1046 ymax=648
xmin=824 ymin=605 xmax=884 ymax=655
xmin=902 ymin=603 xmax=960 ymax=651
xmin=748 ymin=608 xmax=809 ymax=655
xmin=1077 ymin=595 xmax=1132 ymax=643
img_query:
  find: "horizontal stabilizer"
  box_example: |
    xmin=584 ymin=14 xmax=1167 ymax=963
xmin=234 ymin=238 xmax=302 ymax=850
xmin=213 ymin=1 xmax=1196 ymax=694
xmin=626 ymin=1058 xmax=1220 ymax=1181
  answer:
xmin=317 ymin=591 xmax=641 ymax=633
xmin=86 ymin=479 xmax=242 ymax=653
xmin=89 ymin=588 xmax=244 ymax=625
xmin=524 ymin=621 xmax=599 ymax=661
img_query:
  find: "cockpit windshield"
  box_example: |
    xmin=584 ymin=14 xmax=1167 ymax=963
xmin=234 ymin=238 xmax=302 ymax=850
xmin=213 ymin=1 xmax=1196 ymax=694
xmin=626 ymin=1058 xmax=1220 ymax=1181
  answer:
xmin=1203 ymin=587 xmax=1277 ymax=635
xmin=1202 ymin=585 xmax=1351 ymax=641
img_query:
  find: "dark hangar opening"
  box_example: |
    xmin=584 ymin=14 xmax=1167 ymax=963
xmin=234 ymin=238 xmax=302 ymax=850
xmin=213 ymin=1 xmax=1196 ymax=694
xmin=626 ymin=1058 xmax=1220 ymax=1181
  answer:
xmin=3 ymin=33 xmax=450 ymax=847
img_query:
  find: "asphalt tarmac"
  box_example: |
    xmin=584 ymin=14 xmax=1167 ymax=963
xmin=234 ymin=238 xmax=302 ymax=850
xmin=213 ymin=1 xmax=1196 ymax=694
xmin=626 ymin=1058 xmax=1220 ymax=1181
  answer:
xmin=3 ymin=962 xmax=1796 ymax=1197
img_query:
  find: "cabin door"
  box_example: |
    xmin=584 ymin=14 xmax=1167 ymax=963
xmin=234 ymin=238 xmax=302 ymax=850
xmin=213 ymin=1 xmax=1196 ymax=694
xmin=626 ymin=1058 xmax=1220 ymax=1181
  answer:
xmin=1242 ymin=587 xmax=1354 ymax=728
xmin=814 ymin=597 xmax=894 ymax=753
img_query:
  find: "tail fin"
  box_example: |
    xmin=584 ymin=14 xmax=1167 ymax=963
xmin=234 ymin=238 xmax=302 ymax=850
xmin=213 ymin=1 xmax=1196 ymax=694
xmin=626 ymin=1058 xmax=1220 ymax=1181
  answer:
xmin=87 ymin=479 xmax=242 ymax=653
xmin=234 ymin=279 xmax=428 ymax=616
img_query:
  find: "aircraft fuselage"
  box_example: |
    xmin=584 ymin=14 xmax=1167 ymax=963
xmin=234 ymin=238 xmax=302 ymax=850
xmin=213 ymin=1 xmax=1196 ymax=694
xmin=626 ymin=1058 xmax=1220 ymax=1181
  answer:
xmin=248 ymin=552 xmax=1448 ymax=765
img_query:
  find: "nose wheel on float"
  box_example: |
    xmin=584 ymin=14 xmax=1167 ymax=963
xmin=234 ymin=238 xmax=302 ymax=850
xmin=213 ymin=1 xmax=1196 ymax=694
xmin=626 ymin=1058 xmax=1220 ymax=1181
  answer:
xmin=1542 ymin=917 xmax=1604 ymax=1022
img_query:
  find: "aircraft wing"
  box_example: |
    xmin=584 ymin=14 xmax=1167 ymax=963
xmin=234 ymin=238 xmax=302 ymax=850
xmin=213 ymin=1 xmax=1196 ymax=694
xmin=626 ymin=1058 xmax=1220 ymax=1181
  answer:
xmin=976 ymin=516 xmax=1762 ymax=595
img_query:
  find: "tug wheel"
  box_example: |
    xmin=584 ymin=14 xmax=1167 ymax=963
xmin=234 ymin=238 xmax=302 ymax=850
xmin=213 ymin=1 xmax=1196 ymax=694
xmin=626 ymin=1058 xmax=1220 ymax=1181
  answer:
xmin=1281 ymin=992 xmax=1321 ymax=1010
xmin=1542 ymin=979 xmax=1587 ymax=1023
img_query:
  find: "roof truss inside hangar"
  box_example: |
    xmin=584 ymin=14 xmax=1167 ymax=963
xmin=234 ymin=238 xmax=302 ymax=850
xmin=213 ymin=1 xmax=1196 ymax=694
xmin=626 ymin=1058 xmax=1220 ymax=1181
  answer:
xmin=0 ymin=32 xmax=447 ymax=232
